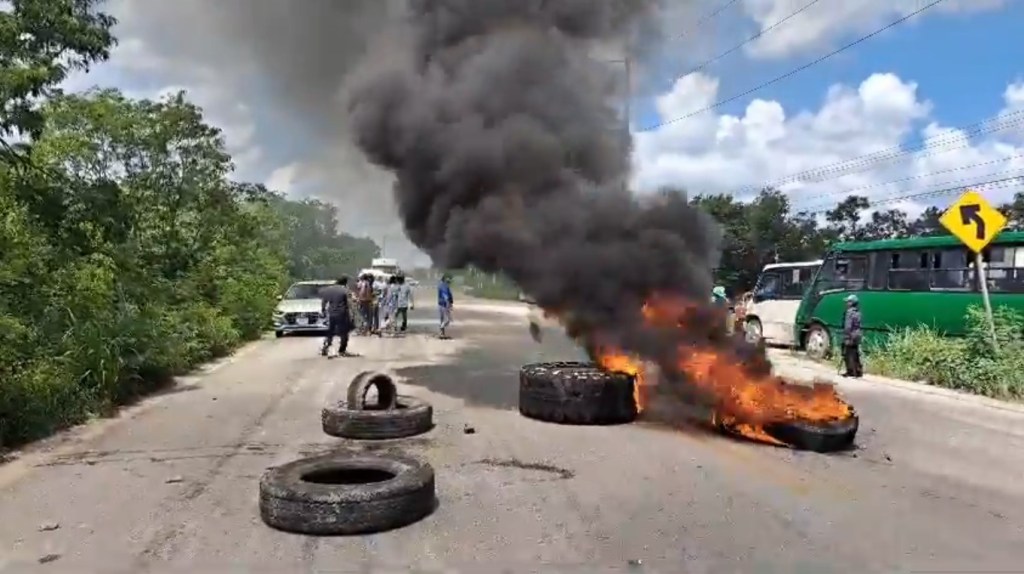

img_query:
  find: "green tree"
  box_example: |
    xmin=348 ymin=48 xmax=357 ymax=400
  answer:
xmin=0 ymin=0 xmax=115 ymax=149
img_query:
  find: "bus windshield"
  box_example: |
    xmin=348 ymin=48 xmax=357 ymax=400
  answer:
xmin=754 ymin=261 xmax=823 ymax=299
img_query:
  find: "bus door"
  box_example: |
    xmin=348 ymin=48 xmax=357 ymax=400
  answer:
xmin=802 ymin=252 xmax=867 ymax=326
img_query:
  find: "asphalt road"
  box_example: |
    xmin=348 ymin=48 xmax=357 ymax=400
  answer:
xmin=2 ymin=296 xmax=1023 ymax=572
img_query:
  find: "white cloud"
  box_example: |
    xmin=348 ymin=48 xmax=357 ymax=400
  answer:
xmin=60 ymin=1 xmax=263 ymax=182
xmin=741 ymin=0 xmax=1007 ymax=59
xmin=633 ymin=71 xmax=1024 ymax=218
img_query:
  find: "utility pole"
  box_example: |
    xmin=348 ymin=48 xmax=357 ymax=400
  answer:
xmin=623 ymin=53 xmax=631 ymax=138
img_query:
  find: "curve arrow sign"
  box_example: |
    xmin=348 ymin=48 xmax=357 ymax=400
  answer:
xmin=959 ymin=204 xmax=985 ymax=240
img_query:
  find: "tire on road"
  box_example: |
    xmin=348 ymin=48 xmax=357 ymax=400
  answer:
xmin=346 ymin=371 xmax=398 ymax=410
xmin=322 ymin=396 xmax=433 ymax=440
xmin=519 ymin=361 xmax=637 ymax=425
xmin=762 ymin=413 xmax=859 ymax=453
xmin=259 ymin=452 xmax=436 ymax=535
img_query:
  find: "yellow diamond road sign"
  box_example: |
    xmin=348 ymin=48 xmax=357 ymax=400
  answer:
xmin=939 ymin=189 xmax=1008 ymax=253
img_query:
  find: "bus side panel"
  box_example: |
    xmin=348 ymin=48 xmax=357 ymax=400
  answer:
xmin=808 ymin=292 xmax=846 ymax=345
xmin=859 ymin=291 xmax=983 ymax=337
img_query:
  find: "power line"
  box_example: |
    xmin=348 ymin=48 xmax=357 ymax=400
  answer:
xmin=678 ymin=0 xmax=742 ymax=39
xmin=789 ymin=153 xmax=1024 ymax=209
xmin=644 ymin=0 xmax=948 ymax=131
xmin=753 ymin=111 xmax=1024 ymax=194
xmin=682 ymin=0 xmax=824 ymax=76
xmin=798 ymin=175 xmax=1024 ymax=214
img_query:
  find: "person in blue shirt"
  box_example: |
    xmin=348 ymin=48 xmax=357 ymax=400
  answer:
xmin=437 ymin=274 xmax=454 ymax=339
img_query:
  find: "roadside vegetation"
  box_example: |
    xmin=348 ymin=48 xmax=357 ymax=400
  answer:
xmin=0 ymin=2 xmax=377 ymax=448
xmin=863 ymin=306 xmax=1024 ymax=400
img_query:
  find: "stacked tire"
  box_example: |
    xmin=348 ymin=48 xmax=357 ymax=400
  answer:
xmin=259 ymin=371 xmax=437 ymax=535
xmin=518 ymin=361 xmax=638 ymax=425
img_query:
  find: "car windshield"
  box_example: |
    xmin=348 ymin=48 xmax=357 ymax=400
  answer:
xmin=283 ymin=283 xmax=327 ymax=299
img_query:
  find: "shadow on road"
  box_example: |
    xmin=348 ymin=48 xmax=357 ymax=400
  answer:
xmin=396 ymin=324 xmax=585 ymax=409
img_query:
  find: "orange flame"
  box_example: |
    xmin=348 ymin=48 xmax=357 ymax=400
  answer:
xmin=596 ymin=295 xmax=853 ymax=446
xmin=596 ymin=352 xmax=647 ymax=413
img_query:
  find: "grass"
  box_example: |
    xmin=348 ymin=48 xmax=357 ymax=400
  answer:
xmin=859 ymin=306 xmax=1024 ymax=400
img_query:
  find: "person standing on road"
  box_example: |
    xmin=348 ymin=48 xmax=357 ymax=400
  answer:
xmin=842 ymin=294 xmax=863 ymax=378
xmin=380 ymin=275 xmax=400 ymax=334
xmin=356 ymin=273 xmax=375 ymax=335
xmin=393 ymin=274 xmax=414 ymax=334
xmin=437 ymin=274 xmax=454 ymax=339
xmin=320 ymin=276 xmax=354 ymax=357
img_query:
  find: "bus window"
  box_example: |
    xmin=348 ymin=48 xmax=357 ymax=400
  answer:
xmin=888 ymin=249 xmax=929 ymax=291
xmin=929 ymin=248 xmax=972 ymax=291
xmin=983 ymin=245 xmax=1024 ymax=293
xmin=835 ymin=255 xmax=867 ymax=291
xmin=867 ymin=251 xmax=889 ymax=290
xmin=756 ymin=272 xmax=782 ymax=297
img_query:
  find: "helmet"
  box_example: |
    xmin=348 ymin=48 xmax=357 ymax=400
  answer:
xmin=712 ymin=286 xmax=726 ymax=298
xmin=845 ymin=294 xmax=858 ymax=304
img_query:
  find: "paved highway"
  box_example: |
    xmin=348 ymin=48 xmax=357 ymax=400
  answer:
xmin=1 ymin=295 xmax=1023 ymax=572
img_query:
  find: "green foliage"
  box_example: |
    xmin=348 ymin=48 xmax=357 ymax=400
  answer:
xmin=864 ymin=306 xmax=1024 ymax=400
xmin=0 ymin=82 xmax=378 ymax=445
xmin=689 ymin=189 xmax=1024 ymax=293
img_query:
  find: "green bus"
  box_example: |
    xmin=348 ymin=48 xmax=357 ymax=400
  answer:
xmin=793 ymin=231 xmax=1024 ymax=359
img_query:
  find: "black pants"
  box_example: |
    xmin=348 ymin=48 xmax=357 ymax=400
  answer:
xmin=323 ymin=314 xmax=350 ymax=353
xmin=395 ymin=307 xmax=408 ymax=332
xmin=842 ymin=342 xmax=862 ymax=377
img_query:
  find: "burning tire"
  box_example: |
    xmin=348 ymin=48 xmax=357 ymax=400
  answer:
xmin=259 ymin=452 xmax=436 ymax=535
xmin=518 ymin=361 xmax=637 ymax=425
xmin=322 ymin=396 xmax=434 ymax=440
xmin=760 ymin=413 xmax=859 ymax=453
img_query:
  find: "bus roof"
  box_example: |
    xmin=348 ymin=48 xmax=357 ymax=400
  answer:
xmin=833 ymin=230 xmax=1024 ymax=253
xmin=762 ymin=260 xmax=822 ymax=270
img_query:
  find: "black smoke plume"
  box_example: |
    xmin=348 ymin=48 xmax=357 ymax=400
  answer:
xmin=348 ymin=0 xmax=771 ymax=382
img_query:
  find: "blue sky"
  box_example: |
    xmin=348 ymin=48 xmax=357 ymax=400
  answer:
xmin=635 ymin=1 xmax=1024 ymax=131
xmin=66 ymin=0 xmax=1024 ymax=261
xmin=630 ymin=0 xmax=1024 ymax=215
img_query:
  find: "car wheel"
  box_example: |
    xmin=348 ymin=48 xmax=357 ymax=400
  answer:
xmin=744 ymin=318 xmax=762 ymax=344
xmin=274 ymin=330 xmax=283 ymax=338
xmin=805 ymin=323 xmax=831 ymax=360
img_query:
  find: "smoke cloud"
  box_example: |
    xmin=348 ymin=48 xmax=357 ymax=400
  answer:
xmin=346 ymin=0 xmax=769 ymax=385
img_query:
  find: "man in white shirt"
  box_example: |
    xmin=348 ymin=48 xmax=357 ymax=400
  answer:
xmin=392 ymin=274 xmax=415 ymax=334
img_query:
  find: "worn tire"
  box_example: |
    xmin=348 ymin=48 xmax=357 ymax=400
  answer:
xmin=322 ymin=396 xmax=433 ymax=440
xmin=519 ymin=361 xmax=637 ymax=425
xmin=259 ymin=452 xmax=435 ymax=535
xmin=346 ymin=371 xmax=398 ymax=410
xmin=762 ymin=413 xmax=859 ymax=453
xmin=804 ymin=323 xmax=832 ymax=360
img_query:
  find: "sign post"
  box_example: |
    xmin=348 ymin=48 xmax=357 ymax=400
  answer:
xmin=938 ymin=189 xmax=1008 ymax=350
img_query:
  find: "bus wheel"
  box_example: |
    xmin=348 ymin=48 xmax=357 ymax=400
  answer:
xmin=805 ymin=324 xmax=831 ymax=360
xmin=744 ymin=318 xmax=762 ymax=344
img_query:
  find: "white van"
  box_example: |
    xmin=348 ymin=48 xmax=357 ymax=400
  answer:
xmin=742 ymin=260 xmax=822 ymax=346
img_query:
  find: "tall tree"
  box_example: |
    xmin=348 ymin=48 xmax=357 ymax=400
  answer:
xmin=0 ymin=0 xmax=116 ymax=150
xmin=909 ymin=206 xmax=944 ymax=236
xmin=825 ymin=195 xmax=870 ymax=241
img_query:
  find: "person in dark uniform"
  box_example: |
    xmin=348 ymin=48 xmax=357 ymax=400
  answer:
xmin=842 ymin=294 xmax=863 ymax=377
xmin=320 ymin=276 xmax=353 ymax=357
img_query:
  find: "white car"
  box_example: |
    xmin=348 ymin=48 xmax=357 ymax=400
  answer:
xmin=273 ymin=280 xmax=334 ymax=338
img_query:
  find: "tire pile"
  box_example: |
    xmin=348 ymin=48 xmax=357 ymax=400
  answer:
xmin=259 ymin=371 xmax=436 ymax=535
xmin=517 ymin=361 xmax=858 ymax=453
